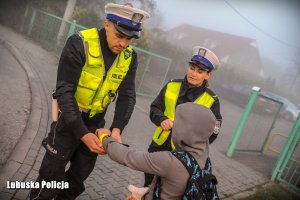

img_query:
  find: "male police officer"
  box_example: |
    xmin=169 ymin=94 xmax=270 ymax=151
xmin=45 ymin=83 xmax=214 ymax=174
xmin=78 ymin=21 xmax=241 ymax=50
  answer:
xmin=144 ymin=46 xmax=222 ymax=186
xmin=30 ymin=3 xmax=149 ymax=199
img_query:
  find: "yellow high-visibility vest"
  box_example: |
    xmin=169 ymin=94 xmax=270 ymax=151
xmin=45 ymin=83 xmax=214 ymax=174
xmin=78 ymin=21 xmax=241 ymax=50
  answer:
xmin=75 ymin=28 xmax=133 ymax=117
xmin=152 ymin=81 xmax=215 ymax=147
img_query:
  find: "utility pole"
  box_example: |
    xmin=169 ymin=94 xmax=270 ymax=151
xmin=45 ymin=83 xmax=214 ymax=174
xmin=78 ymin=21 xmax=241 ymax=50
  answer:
xmin=56 ymin=0 xmax=77 ymax=45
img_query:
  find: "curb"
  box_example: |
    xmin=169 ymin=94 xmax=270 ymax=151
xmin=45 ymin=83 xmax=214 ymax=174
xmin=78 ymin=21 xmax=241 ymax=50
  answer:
xmin=0 ymin=39 xmax=43 ymax=189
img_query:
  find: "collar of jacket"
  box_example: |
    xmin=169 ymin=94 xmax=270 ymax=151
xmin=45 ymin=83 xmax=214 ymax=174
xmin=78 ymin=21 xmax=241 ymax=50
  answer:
xmin=179 ymin=76 xmax=206 ymax=98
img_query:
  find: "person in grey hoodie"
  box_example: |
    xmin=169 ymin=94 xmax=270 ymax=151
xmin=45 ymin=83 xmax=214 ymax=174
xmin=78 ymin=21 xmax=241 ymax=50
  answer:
xmin=99 ymin=102 xmax=217 ymax=199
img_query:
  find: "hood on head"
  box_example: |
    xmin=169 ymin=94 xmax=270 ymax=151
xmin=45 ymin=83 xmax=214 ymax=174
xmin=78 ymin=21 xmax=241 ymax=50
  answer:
xmin=172 ymin=102 xmax=216 ymax=168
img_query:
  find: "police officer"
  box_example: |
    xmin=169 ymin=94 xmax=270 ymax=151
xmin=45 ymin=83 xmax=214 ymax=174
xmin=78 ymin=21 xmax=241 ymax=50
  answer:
xmin=144 ymin=46 xmax=222 ymax=187
xmin=30 ymin=3 xmax=150 ymax=199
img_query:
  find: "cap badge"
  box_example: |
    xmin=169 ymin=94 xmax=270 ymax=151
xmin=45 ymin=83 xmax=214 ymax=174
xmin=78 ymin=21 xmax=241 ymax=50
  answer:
xmin=132 ymin=13 xmax=144 ymax=25
xmin=198 ymin=48 xmax=206 ymax=57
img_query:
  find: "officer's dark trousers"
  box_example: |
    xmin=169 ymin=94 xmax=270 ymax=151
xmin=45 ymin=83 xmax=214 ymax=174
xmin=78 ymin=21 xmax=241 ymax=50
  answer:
xmin=144 ymin=138 xmax=172 ymax=187
xmin=30 ymin=121 xmax=99 ymax=200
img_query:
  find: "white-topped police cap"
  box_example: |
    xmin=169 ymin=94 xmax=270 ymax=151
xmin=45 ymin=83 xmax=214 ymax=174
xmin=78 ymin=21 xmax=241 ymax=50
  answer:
xmin=189 ymin=46 xmax=220 ymax=71
xmin=105 ymin=3 xmax=150 ymax=39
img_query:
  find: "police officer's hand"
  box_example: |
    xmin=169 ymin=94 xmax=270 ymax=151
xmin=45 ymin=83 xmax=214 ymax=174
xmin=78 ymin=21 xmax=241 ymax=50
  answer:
xmin=81 ymin=133 xmax=107 ymax=155
xmin=95 ymin=128 xmax=111 ymax=138
xmin=111 ymin=128 xmax=122 ymax=143
xmin=160 ymin=119 xmax=173 ymax=131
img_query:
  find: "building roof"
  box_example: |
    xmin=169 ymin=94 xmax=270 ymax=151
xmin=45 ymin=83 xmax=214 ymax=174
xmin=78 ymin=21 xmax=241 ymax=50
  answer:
xmin=167 ymin=24 xmax=258 ymax=60
xmin=166 ymin=24 xmax=264 ymax=78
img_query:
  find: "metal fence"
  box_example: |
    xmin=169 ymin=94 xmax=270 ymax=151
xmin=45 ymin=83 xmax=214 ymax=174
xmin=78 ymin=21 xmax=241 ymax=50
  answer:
xmin=264 ymin=133 xmax=300 ymax=191
xmin=133 ymin=47 xmax=172 ymax=97
xmin=278 ymin=152 xmax=300 ymax=192
xmin=20 ymin=6 xmax=172 ymax=98
xmin=226 ymin=87 xmax=284 ymax=155
xmin=234 ymin=93 xmax=283 ymax=153
xmin=271 ymin=114 xmax=300 ymax=192
xmin=226 ymin=87 xmax=300 ymax=192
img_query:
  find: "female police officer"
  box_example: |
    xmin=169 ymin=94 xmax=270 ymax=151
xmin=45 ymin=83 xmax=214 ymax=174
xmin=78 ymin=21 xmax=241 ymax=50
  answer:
xmin=30 ymin=3 xmax=149 ymax=199
xmin=144 ymin=46 xmax=222 ymax=186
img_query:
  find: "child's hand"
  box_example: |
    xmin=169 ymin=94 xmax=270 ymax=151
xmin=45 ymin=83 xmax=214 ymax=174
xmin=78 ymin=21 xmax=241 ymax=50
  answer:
xmin=126 ymin=184 xmax=149 ymax=200
xmin=95 ymin=128 xmax=111 ymax=138
xmin=125 ymin=194 xmax=138 ymax=200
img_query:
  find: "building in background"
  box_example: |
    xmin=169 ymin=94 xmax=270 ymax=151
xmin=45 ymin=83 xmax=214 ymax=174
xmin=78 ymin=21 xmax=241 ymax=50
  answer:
xmin=166 ymin=24 xmax=264 ymax=80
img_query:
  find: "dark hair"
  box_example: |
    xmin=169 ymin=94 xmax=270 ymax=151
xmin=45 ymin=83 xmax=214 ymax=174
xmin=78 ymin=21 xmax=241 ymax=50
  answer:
xmin=202 ymin=79 xmax=209 ymax=88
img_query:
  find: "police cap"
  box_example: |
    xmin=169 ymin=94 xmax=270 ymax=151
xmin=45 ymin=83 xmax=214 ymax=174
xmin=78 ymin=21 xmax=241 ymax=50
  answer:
xmin=189 ymin=46 xmax=220 ymax=71
xmin=105 ymin=3 xmax=150 ymax=39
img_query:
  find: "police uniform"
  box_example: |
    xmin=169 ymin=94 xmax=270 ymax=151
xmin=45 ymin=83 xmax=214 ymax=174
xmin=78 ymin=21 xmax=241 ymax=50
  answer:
xmin=144 ymin=46 xmax=222 ymax=186
xmin=30 ymin=3 xmax=149 ymax=199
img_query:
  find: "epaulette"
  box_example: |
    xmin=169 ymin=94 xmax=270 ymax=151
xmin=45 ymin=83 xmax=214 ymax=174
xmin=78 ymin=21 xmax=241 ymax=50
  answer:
xmin=169 ymin=79 xmax=184 ymax=83
xmin=205 ymin=87 xmax=219 ymax=100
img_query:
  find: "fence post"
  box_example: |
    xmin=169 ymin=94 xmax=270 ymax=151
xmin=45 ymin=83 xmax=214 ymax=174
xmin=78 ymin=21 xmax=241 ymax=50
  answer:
xmin=226 ymin=86 xmax=261 ymax=157
xmin=67 ymin=20 xmax=77 ymax=39
xmin=271 ymin=113 xmax=300 ymax=181
xmin=20 ymin=6 xmax=29 ymax=33
xmin=137 ymin=55 xmax=151 ymax=93
xmin=262 ymin=101 xmax=284 ymax=153
xmin=27 ymin=8 xmax=36 ymax=36
xmin=161 ymin=59 xmax=172 ymax=91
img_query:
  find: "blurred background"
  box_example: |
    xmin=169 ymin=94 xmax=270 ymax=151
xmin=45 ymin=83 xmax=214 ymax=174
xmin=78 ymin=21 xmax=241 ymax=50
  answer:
xmin=1 ymin=0 xmax=299 ymax=103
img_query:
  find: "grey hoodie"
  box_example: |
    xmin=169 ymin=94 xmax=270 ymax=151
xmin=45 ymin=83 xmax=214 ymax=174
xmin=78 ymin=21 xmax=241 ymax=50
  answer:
xmin=103 ymin=102 xmax=216 ymax=200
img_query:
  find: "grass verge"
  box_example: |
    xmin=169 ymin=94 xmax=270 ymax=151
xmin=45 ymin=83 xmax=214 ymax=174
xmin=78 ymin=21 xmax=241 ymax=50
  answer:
xmin=238 ymin=184 xmax=299 ymax=200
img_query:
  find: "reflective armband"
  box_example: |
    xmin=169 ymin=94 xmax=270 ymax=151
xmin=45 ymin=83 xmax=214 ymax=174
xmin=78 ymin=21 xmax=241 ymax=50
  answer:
xmin=99 ymin=134 xmax=110 ymax=143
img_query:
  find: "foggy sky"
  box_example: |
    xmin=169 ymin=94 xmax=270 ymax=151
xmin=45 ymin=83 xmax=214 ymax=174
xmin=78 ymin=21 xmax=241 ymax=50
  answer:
xmin=154 ymin=0 xmax=300 ymax=72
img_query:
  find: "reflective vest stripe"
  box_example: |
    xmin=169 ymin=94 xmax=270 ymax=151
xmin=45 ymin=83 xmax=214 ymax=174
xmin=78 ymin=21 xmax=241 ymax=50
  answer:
xmin=194 ymin=91 xmax=215 ymax=108
xmin=75 ymin=28 xmax=132 ymax=117
xmin=152 ymin=82 xmax=181 ymax=146
xmin=152 ymin=82 xmax=215 ymax=146
xmin=164 ymin=82 xmax=181 ymax=120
